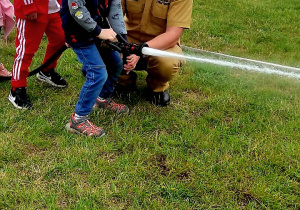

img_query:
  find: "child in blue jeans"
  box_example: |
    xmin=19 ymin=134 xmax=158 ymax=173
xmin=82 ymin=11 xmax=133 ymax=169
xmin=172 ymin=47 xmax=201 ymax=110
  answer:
xmin=61 ymin=0 xmax=129 ymax=137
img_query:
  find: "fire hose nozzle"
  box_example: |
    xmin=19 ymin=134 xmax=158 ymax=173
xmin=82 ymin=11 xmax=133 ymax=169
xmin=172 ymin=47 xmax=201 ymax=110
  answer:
xmin=126 ymin=42 xmax=149 ymax=57
xmin=101 ymin=34 xmax=148 ymax=57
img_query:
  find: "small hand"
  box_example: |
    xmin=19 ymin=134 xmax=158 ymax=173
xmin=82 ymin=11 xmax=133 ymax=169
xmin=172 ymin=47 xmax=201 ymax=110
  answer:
xmin=97 ymin=28 xmax=117 ymax=42
xmin=25 ymin=12 xmax=38 ymax=20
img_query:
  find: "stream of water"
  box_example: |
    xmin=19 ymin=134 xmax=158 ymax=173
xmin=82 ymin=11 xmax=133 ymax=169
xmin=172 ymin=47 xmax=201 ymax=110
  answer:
xmin=142 ymin=46 xmax=300 ymax=79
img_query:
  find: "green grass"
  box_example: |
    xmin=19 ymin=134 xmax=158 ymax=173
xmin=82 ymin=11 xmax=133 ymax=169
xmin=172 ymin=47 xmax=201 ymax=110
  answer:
xmin=1 ymin=0 xmax=300 ymax=209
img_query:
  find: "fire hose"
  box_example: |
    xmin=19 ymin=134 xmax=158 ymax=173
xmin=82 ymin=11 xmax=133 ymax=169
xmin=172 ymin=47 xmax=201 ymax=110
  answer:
xmin=4 ymin=34 xmax=297 ymax=81
xmin=1 ymin=44 xmax=68 ymax=81
xmin=2 ymin=35 xmax=143 ymax=81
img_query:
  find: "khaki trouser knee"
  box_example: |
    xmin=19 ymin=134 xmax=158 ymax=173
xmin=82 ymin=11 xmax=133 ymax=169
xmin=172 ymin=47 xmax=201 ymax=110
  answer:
xmin=117 ymin=35 xmax=185 ymax=92
xmin=146 ymin=44 xmax=185 ymax=92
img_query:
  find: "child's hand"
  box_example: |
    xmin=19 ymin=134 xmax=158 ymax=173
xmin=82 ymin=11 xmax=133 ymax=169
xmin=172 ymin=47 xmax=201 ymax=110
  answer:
xmin=97 ymin=29 xmax=117 ymax=42
xmin=25 ymin=12 xmax=38 ymax=20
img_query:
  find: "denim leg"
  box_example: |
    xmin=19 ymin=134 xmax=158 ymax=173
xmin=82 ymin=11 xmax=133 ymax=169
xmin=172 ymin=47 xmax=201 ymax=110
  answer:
xmin=72 ymin=45 xmax=108 ymax=116
xmin=98 ymin=49 xmax=123 ymax=99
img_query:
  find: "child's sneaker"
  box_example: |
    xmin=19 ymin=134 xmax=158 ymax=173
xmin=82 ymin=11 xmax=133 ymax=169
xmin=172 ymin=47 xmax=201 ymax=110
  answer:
xmin=66 ymin=113 xmax=105 ymax=137
xmin=93 ymin=98 xmax=129 ymax=114
xmin=8 ymin=87 xmax=33 ymax=109
xmin=37 ymin=68 xmax=68 ymax=87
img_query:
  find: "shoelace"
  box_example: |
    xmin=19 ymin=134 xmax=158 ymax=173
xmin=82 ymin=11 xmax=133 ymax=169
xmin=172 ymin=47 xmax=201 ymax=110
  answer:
xmin=106 ymin=99 xmax=126 ymax=111
xmin=77 ymin=119 xmax=101 ymax=135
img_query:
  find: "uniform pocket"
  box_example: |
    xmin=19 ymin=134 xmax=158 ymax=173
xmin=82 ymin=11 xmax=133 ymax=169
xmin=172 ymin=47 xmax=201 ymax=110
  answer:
xmin=125 ymin=0 xmax=145 ymax=25
xmin=151 ymin=3 xmax=168 ymax=19
xmin=126 ymin=0 xmax=144 ymax=13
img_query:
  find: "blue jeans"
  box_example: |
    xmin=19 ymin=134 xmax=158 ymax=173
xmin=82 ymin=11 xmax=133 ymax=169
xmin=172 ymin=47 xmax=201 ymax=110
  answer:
xmin=72 ymin=44 xmax=123 ymax=116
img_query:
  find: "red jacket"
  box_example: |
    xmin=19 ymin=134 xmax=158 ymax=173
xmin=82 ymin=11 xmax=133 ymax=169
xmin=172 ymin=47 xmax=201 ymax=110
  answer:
xmin=14 ymin=0 xmax=62 ymax=22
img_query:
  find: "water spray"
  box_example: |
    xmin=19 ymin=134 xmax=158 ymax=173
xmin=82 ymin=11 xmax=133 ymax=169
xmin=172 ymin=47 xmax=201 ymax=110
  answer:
xmin=141 ymin=46 xmax=300 ymax=79
xmin=104 ymin=34 xmax=300 ymax=79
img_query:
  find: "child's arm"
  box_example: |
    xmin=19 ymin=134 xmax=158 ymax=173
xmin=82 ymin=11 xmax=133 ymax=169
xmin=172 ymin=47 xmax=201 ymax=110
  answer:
xmin=67 ymin=0 xmax=101 ymax=37
xmin=108 ymin=0 xmax=127 ymax=36
xmin=22 ymin=1 xmax=38 ymax=17
xmin=68 ymin=0 xmax=117 ymax=41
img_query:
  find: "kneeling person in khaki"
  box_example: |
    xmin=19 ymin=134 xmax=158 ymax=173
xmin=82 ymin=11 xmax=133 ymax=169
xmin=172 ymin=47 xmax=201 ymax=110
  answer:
xmin=118 ymin=0 xmax=193 ymax=106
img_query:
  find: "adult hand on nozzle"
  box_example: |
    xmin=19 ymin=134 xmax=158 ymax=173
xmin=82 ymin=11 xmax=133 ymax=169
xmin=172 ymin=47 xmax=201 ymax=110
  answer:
xmin=127 ymin=42 xmax=149 ymax=57
xmin=124 ymin=54 xmax=140 ymax=74
xmin=97 ymin=28 xmax=117 ymax=42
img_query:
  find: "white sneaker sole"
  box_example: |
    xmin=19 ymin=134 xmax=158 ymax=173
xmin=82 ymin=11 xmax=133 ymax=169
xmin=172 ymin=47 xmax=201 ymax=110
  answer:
xmin=8 ymin=93 xmax=30 ymax=109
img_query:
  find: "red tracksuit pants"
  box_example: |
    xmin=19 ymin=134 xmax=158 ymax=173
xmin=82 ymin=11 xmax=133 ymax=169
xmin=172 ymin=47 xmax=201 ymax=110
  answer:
xmin=11 ymin=12 xmax=65 ymax=88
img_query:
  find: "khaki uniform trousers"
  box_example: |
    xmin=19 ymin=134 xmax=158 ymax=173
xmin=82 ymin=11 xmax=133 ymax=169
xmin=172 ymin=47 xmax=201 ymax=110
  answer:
xmin=118 ymin=36 xmax=185 ymax=92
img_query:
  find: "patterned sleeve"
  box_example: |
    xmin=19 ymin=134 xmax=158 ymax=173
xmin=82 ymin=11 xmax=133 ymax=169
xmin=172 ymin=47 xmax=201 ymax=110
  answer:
xmin=108 ymin=0 xmax=127 ymax=35
xmin=68 ymin=0 xmax=100 ymax=33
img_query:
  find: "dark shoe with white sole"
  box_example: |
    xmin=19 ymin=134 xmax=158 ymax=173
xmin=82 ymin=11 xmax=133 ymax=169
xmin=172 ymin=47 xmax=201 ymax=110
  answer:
xmin=145 ymin=88 xmax=171 ymax=107
xmin=8 ymin=87 xmax=33 ymax=109
xmin=37 ymin=68 xmax=68 ymax=87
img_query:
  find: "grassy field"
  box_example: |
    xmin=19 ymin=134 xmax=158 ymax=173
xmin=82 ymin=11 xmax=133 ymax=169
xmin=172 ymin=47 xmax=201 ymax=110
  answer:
xmin=1 ymin=0 xmax=300 ymax=209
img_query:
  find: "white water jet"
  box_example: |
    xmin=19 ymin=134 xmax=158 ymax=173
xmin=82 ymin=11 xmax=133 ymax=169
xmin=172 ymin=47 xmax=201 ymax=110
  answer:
xmin=141 ymin=46 xmax=300 ymax=79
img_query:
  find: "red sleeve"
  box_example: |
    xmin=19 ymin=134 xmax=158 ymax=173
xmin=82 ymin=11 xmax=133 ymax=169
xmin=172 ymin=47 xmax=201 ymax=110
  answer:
xmin=22 ymin=1 xmax=38 ymax=16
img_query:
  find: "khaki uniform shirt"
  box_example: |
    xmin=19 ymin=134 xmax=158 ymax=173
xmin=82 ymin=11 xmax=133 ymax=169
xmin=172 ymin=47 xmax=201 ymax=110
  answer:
xmin=122 ymin=0 xmax=193 ymax=43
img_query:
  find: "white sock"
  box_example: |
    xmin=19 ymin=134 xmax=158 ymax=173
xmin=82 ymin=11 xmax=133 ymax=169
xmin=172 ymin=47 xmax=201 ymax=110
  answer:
xmin=97 ymin=97 xmax=106 ymax=101
xmin=74 ymin=113 xmax=88 ymax=121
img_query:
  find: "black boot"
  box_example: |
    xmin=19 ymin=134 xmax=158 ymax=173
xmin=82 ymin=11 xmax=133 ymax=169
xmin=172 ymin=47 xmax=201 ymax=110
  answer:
xmin=146 ymin=88 xmax=170 ymax=107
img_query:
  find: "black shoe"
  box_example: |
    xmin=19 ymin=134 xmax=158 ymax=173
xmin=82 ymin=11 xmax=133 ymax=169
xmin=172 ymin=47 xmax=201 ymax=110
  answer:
xmin=8 ymin=87 xmax=33 ymax=109
xmin=146 ymin=88 xmax=171 ymax=107
xmin=37 ymin=69 xmax=68 ymax=87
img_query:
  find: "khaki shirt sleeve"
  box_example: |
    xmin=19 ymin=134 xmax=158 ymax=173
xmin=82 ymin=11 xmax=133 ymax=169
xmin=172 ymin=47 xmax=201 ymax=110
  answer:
xmin=167 ymin=0 xmax=193 ymax=29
